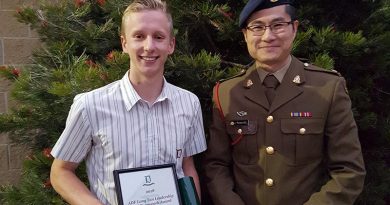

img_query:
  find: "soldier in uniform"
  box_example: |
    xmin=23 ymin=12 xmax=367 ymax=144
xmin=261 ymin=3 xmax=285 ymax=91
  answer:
xmin=203 ymin=0 xmax=366 ymax=204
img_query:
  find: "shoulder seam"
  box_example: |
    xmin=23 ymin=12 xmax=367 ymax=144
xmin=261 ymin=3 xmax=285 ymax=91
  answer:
xmin=219 ymin=62 xmax=253 ymax=82
xmin=304 ymin=64 xmax=341 ymax=77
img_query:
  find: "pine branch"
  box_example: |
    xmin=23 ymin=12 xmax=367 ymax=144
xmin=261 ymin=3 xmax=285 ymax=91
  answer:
xmin=375 ymin=87 xmax=390 ymax=96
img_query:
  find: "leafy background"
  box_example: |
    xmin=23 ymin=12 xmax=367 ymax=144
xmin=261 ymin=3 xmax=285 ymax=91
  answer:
xmin=0 ymin=0 xmax=389 ymax=204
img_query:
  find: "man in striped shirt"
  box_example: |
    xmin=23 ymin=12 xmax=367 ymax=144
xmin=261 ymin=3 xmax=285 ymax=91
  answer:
xmin=50 ymin=0 xmax=207 ymax=204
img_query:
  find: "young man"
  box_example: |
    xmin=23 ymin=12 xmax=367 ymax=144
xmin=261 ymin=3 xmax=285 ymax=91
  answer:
xmin=50 ymin=1 xmax=206 ymax=204
xmin=204 ymin=0 xmax=365 ymax=204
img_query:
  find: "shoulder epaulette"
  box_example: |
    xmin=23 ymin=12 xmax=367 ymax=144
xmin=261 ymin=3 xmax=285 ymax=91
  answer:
xmin=219 ymin=69 xmax=247 ymax=82
xmin=297 ymin=57 xmax=310 ymax=63
xmin=303 ymin=62 xmax=342 ymax=77
xmin=218 ymin=61 xmax=253 ymax=83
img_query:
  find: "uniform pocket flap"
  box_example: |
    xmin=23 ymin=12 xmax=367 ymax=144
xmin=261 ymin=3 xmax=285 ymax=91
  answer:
xmin=281 ymin=118 xmax=324 ymax=134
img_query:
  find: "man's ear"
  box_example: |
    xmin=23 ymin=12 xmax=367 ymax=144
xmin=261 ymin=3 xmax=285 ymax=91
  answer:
xmin=120 ymin=35 xmax=128 ymax=53
xmin=242 ymin=29 xmax=248 ymax=43
xmin=168 ymin=37 xmax=176 ymax=55
xmin=293 ymin=20 xmax=299 ymax=33
xmin=292 ymin=20 xmax=299 ymax=39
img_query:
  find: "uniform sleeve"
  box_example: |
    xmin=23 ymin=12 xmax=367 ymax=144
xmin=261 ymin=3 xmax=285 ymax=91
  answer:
xmin=51 ymin=94 xmax=93 ymax=163
xmin=304 ymin=77 xmax=366 ymax=204
xmin=203 ymin=89 xmax=245 ymax=205
xmin=183 ymin=97 xmax=207 ymax=157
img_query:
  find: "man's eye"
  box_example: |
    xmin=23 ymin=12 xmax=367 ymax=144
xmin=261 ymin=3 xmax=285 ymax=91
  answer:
xmin=155 ymin=35 xmax=165 ymax=40
xmin=272 ymin=23 xmax=285 ymax=29
xmin=251 ymin=25 xmax=265 ymax=31
xmin=134 ymin=34 xmax=143 ymax=39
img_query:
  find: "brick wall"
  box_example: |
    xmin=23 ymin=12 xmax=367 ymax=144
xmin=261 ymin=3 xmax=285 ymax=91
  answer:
xmin=0 ymin=0 xmax=41 ymax=185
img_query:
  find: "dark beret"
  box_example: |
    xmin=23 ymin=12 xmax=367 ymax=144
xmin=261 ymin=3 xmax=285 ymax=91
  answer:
xmin=239 ymin=0 xmax=294 ymax=28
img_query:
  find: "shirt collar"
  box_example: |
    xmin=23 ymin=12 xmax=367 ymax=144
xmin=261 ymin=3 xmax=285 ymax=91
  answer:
xmin=155 ymin=78 xmax=170 ymax=103
xmin=257 ymin=55 xmax=292 ymax=83
xmin=120 ymin=71 xmax=171 ymax=111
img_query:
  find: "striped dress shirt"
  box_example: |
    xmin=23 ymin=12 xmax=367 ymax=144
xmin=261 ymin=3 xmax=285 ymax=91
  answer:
xmin=51 ymin=71 xmax=207 ymax=205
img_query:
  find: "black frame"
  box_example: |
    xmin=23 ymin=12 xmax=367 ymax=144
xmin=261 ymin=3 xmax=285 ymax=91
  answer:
xmin=113 ymin=163 xmax=182 ymax=205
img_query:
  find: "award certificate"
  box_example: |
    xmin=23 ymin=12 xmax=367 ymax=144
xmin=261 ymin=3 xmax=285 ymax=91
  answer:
xmin=113 ymin=164 xmax=182 ymax=205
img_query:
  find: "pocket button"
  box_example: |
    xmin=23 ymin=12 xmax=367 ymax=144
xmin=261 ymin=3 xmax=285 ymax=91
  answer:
xmin=299 ymin=127 xmax=306 ymax=135
xmin=237 ymin=128 xmax=243 ymax=134
xmin=265 ymin=178 xmax=274 ymax=187
xmin=266 ymin=146 xmax=275 ymax=155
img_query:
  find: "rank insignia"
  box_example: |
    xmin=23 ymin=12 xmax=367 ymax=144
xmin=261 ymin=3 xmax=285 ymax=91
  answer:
xmin=246 ymin=79 xmax=253 ymax=88
xmin=293 ymin=75 xmax=301 ymax=84
xmin=237 ymin=111 xmax=247 ymax=117
xmin=291 ymin=112 xmax=312 ymax=117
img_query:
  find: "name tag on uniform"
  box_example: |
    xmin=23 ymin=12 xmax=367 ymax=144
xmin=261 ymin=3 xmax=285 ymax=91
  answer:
xmin=229 ymin=120 xmax=249 ymax=126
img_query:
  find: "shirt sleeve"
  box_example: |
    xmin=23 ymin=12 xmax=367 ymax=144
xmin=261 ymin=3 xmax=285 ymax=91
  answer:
xmin=203 ymin=87 xmax=246 ymax=205
xmin=51 ymin=94 xmax=93 ymax=163
xmin=183 ymin=97 xmax=207 ymax=157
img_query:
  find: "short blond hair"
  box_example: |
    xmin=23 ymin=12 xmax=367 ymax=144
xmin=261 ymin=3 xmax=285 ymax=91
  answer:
xmin=121 ymin=0 xmax=174 ymax=36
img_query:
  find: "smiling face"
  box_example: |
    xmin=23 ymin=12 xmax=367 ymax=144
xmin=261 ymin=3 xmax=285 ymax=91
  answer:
xmin=242 ymin=5 xmax=298 ymax=71
xmin=121 ymin=9 xmax=175 ymax=79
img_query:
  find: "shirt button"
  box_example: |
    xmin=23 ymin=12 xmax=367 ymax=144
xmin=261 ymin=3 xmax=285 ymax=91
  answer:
xmin=265 ymin=178 xmax=274 ymax=187
xmin=237 ymin=129 xmax=243 ymax=134
xmin=266 ymin=116 xmax=274 ymax=123
xmin=299 ymin=128 xmax=306 ymax=134
xmin=266 ymin=146 xmax=275 ymax=155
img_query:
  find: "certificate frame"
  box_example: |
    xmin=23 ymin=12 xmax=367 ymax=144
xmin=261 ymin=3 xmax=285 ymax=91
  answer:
xmin=113 ymin=163 xmax=182 ymax=205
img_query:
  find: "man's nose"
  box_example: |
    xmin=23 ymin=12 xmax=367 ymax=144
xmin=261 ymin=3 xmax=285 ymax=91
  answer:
xmin=144 ymin=36 xmax=155 ymax=51
xmin=261 ymin=27 xmax=276 ymax=41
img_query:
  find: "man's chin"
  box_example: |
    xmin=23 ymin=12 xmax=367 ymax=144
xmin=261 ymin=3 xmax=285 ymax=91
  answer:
xmin=256 ymin=57 xmax=280 ymax=65
xmin=143 ymin=67 xmax=164 ymax=77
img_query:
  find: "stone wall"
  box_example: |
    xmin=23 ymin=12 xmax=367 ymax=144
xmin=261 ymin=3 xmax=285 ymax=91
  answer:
xmin=0 ymin=0 xmax=41 ymax=185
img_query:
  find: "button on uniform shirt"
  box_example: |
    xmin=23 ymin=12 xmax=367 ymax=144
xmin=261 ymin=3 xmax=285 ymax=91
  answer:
xmin=51 ymin=71 xmax=207 ymax=205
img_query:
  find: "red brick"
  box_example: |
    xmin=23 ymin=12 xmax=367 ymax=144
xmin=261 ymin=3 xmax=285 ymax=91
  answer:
xmin=0 ymin=78 xmax=12 ymax=92
xmin=0 ymin=77 xmax=11 ymax=92
xmin=0 ymin=92 xmax=8 ymax=113
xmin=0 ymin=132 xmax=9 ymax=144
xmin=0 ymin=10 xmax=29 ymax=38
xmin=0 ymin=144 xmax=9 ymax=171
xmin=9 ymin=144 xmax=30 ymax=169
xmin=0 ymin=170 xmax=22 ymax=185
xmin=1 ymin=0 xmax=39 ymax=10
xmin=29 ymin=27 xmax=40 ymax=38
xmin=3 ymin=38 xmax=41 ymax=64
xmin=0 ymin=39 xmax=3 ymax=64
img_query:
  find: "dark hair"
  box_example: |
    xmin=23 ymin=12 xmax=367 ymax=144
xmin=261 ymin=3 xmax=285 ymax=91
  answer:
xmin=285 ymin=4 xmax=297 ymax=20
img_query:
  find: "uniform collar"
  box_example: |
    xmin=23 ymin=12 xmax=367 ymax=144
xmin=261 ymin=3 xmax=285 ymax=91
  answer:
xmin=243 ymin=56 xmax=306 ymax=111
xmin=257 ymin=55 xmax=292 ymax=83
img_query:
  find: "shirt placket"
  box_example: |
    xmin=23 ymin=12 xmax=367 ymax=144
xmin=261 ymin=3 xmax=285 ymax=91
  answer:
xmin=147 ymin=105 xmax=158 ymax=165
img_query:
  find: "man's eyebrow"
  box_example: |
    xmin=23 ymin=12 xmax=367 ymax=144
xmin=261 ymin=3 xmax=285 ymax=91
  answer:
xmin=249 ymin=17 xmax=289 ymax=25
xmin=270 ymin=17 xmax=289 ymax=22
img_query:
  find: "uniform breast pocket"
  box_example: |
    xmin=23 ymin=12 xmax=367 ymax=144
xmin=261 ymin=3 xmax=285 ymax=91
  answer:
xmin=281 ymin=118 xmax=324 ymax=166
xmin=226 ymin=119 xmax=258 ymax=164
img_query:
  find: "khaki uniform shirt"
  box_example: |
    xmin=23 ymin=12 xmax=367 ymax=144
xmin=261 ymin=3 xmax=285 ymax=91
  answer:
xmin=204 ymin=56 xmax=365 ymax=205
